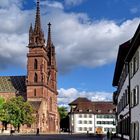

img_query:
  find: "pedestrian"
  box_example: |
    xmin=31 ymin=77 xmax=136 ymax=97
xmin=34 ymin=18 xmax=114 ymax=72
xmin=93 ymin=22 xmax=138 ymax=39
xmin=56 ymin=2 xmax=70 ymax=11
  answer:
xmin=1 ymin=128 xmax=4 ymax=133
xmin=36 ymin=128 xmax=39 ymax=136
xmin=10 ymin=129 xmax=14 ymax=136
xmin=87 ymin=130 xmax=89 ymax=135
xmin=107 ymin=130 xmax=110 ymax=139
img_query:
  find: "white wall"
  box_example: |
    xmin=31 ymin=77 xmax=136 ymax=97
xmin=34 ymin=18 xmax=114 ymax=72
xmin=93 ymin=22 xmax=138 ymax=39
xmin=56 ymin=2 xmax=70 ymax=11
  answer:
xmin=69 ymin=113 xmax=116 ymax=134
xmin=117 ymin=75 xmax=129 ymax=118
xmin=73 ymin=114 xmax=95 ymax=133
xmin=130 ymin=47 xmax=140 ymax=139
xmin=95 ymin=115 xmax=116 ymax=134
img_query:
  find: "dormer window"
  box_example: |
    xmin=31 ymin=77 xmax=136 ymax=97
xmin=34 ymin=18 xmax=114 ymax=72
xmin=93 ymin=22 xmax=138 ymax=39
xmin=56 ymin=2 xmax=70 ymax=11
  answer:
xmin=108 ymin=109 xmax=113 ymax=113
xmin=87 ymin=109 xmax=92 ymax=112
xmin=97 ymin=109 xmax=101 ymax=113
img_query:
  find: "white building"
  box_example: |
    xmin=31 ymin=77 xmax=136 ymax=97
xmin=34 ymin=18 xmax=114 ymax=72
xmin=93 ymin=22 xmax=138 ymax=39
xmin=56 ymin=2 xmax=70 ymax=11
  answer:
xmin=69 ymin=97 xmax=116 ymax=134
xmin=113 ymin=41 xmax=130 ymax=140
xmin=113 ymin=23 xmax=140 ymax=140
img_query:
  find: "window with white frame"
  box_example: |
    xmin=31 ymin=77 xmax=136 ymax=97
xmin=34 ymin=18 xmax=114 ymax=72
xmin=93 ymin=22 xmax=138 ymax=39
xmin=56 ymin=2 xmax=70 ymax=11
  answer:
xmin=84 ymin=120 xmax=87 ymax=124
xmin=131 ymin=122 xmax=139 ymax=140
xmin=134 ymin=51 xmax=139 ymax=73
xmin=79 ymin=127 xmax=82 ymax=131
xmin=79 ymin=120 xmax=82 ymax=124
xmin=84 ymin=114 xmax=87 ymax=118
xmin=130 ymin=51 xmax=139 ymax=78
xmin=126 ymin=89 xmax=129 ymax=105
xmin=89 ymin=114 xmax=92 ymax=118
xmin=135 ymin=85 xmax=139 ymax=105
xmin=84 ymin=127 xmax=87 ymax=131
xmin=131 ymin=91 xmax=134 ymax=107
xmin=131 ymin=85 xmax=139 ymax=107
xmin=135 ymin=122 xmax=139 ymax=140
xmin=89 ymin=127 xmax=92 ymax=131
xmin=130 ymin=61 xmax=134 ymax=78
xmin=89 ymin=121 xmax=92 ymax=124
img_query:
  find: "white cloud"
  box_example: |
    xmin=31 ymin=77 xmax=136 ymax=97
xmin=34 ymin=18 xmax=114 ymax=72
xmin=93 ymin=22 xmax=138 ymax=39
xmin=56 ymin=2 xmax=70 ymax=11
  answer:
xmin=0 ymin=1 xmax=34 ymax=70
xmin=0 ymin=1 xmax=139 ymax=74
xmin=58 ymin=88 xmax=113 ymax=107
xmin=40 ymin=1 xmax=64 ymax=9
xmin=130 ymin=7 xmax=139 ymax=14
xmin=0 ymin=33 xmax=28 ymax=69
xmin=51 ymin=12 xmax=140 ymax=73
xmin=0 ymin=0 xmax=23 ymax=8
xmin=64 ymin=0 xmax=85 ymax=7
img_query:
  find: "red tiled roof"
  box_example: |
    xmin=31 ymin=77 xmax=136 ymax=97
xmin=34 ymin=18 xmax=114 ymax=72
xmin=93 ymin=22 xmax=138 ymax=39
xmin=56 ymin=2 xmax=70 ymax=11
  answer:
xmin=69 ymin=97 xmax=91 ymax=105
xmin=93 ymin=101 xmax=115 ymax=114
xmin=69 ymin=97 xmax=115 ymax=114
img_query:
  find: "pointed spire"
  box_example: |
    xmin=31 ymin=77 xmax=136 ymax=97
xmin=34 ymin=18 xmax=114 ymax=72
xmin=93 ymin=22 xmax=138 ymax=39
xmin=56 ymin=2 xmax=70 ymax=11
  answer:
xmin=34 ymin=0 xmax=41 ymax=33
xmin=47 ymin=22 xmax=52 ymax=48
xmin=29 ymin=23 xmax=33 ymax=32
xmin=29 ymin=23 xmax=33 ymax=44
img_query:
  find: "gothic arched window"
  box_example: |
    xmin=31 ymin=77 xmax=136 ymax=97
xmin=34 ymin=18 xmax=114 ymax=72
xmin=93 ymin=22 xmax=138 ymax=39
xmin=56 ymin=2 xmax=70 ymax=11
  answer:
xmin=34 ymin=73 xmax=38 ymax=83
xmin=34 ymin=89 xmax=36 ymax=96
xmin=34 ymin=59 xmax=38 ymax=70
xmin=50 ymin=97 xmax=52 ymax=111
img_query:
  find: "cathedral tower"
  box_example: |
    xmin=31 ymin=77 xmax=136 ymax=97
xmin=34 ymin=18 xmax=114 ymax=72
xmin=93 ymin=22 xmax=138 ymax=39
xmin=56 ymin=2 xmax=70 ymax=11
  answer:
xmin=26 ymin=0 xmax=59 ymax=133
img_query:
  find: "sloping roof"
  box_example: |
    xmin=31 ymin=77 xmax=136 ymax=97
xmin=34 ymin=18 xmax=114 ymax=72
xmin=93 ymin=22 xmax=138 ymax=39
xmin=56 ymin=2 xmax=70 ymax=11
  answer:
xmin=69 ymin=97 xmax=95 ymax=113
xmin=126 ymin=23 xmax=140 ymax=61
xmin=112 ymin=41 xmax=131 ymax=86
xmin=113 ymin=23 xmax=140 ymax=86
xmin=93 ymin=101 xmax=115 ymax=114
xmin=29 ymin=101 xmax=41 ymax=111
xmin=69 ymin=97 xmax=115 ymax=114
xmin=69 ymin=97 xmax=91 ymax=105
xmin=0 ymin=76 xmax=26 ymax=93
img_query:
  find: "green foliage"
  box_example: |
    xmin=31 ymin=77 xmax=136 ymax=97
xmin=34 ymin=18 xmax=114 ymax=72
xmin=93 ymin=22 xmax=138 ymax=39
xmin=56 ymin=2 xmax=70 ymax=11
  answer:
xmin=0 ymin=97 xmax=5 ymax=121
xmin=0 ymin=97 xmax=5 ymax=108
xmin=58 ymin=106 xmax=69 ymax=131
xmin=0 ymin=96 xmax=35 ymax=130
xmin=58 ymin=106 xmax=68 ymax=120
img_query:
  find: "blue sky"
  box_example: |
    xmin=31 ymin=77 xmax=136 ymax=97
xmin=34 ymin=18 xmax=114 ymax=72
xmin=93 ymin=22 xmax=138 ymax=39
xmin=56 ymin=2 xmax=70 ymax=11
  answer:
xmin=0 ymin=0 xmax=140 ymax=106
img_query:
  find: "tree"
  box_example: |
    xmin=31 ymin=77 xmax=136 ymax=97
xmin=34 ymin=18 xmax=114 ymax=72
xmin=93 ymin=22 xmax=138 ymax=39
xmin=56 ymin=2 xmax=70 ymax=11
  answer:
xmin=58 ymin=106 xmax=69 ymax=132
xmin=2 ymin=96 xmax=35 ymax=131
xmin=0 ymin=97 xmax=9 ymax=130
xmin=58 ymin=106 xmax=68 ymax=120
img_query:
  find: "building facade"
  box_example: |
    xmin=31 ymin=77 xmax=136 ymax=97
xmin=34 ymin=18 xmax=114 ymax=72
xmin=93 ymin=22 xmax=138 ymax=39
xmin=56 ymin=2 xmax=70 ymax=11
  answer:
xmin=69 ymin=97 xmax=116 ymax=134
xmin=0 ymin=0 xmax=59 ymax=133
xmin=113 ymin=23 xmax=140 ymax=140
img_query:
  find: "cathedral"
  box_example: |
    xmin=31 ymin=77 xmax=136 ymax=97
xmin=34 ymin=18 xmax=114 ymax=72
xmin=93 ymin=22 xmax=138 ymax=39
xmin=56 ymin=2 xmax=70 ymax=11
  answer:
xmin=0 ymin=0 xmax=59 ymax=133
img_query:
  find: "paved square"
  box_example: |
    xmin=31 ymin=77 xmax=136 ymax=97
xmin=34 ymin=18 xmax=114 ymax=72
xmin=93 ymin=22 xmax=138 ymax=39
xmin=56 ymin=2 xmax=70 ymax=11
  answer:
xmin=0 ymin=134 xmax=107 ymax=140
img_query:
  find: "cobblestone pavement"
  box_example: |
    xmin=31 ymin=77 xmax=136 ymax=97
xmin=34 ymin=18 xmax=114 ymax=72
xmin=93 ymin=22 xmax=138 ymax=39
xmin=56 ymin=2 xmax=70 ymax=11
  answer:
xmin=0 ymin=134 xmax=107 ymax=140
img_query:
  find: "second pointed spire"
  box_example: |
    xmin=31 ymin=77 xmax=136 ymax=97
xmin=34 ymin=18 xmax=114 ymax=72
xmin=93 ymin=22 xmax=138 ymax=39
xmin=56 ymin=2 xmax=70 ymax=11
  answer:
xmin=47 ymin=22 xmax=52 ymax=48
xmin=34 ymin=0 xmax=41 ymax=33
